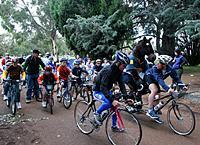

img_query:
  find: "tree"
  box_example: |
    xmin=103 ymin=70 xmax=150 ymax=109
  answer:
xmin=0 ymin=0 xmax=66 ymax=60
xmin=50 ymin=0 xmax=134 ymax=57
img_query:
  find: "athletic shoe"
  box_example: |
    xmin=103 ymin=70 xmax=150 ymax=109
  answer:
xmin=42 ymin=101 xmax=47 ymax=108
xmin=111 ymin=126 xmax=124 ymax=132
xmin=16 ymin=102 xmax=22 ymax=109
xmin=3 ymin=95 xmax=8 ymax=101
xmin=146 ymin=109 xmax=159 ymax=119
xmin=94 ymin=112 xmax=102 ymax=126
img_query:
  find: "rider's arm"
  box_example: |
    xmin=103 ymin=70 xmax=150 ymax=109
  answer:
xmin=39 ymin=58 xmax=46 ymax=70
xmin=118 ymin=75 xmax=128 ymax=99
xmin=1 ymin=70 xmax=8 ymax=80
xmin=153 ymin=68 xmax=170 ymax=92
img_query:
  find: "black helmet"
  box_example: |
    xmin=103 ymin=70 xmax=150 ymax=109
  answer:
xmin=32 ymin=49 xmax=40 ymax=54
xmin=115 ymin=51 xmax=130 ymax=65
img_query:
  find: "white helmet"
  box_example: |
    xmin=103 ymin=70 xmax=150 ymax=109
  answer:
xmin=158 ymin=55 xmax=172 ymax=65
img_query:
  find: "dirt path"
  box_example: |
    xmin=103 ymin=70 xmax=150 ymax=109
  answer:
xmin=0 ymin=73 xmax=200 ymax=145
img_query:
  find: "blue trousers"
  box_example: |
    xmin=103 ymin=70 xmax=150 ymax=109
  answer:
xmin=26 ymin=74 xmax=39 ymax=100
xmin=93 ymin=91 xmax=117 ymax=127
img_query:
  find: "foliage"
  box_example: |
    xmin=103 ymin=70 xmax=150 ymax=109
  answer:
xmin=0 ymin=0 xmax=67 ymax=58
xmin=50 ymin=0 xmax=134 ymax=58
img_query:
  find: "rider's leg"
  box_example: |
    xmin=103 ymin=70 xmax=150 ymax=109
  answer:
xmin=93 ymin=91 xmax=112 ymax=124
xmin=146 ymin=83 xmax=159 ymax=119
xmin=3 ymin=82 xmax=9 ymax=100
xmin=26 ymin=74 xmax=34 ymax=102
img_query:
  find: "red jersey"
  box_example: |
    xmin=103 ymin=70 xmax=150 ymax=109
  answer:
xmin=57 ymin=65 xmax=71 ymax=81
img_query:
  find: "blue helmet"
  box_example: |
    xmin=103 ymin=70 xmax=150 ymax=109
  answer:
xmin=115 ymin=51 xmax=130 ymax=64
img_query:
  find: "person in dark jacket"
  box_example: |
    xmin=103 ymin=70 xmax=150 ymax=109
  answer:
xmin=23 ymin=49 xmax=45 ymax=103
xmin=93 ymin=51 xmax=130 ymax=132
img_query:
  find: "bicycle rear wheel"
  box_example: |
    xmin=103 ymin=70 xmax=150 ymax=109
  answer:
xmin=74 ymin=100 xmax=94 ymax=135
xmin=167 ymin=102 xmax=195 ymax=136
xmin=105 ymin=109 xmax=142 ymax=145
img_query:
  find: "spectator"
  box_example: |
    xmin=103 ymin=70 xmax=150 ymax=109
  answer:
xmin=172 ymin=47 xmax=188 ymax=80
xmin=23 ymin=49 xmax=45 ymax=103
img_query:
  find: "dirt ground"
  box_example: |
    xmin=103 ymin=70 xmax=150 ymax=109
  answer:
xmin=0 ymin=73 xmax=200 ymax=145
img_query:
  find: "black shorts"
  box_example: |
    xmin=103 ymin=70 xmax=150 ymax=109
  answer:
xmin=144 ymin=75 xmax=160 ymax=92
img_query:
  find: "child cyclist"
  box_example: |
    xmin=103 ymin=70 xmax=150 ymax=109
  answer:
xmin=38 ymin=65 xmax=59 ymax=107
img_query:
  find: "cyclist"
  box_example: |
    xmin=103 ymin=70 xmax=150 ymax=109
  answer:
xmin=144 ymin=55 xmax=186 ymax=123
xmin=1 ymin=53 xmax=12 ymax=66
xmin=72 ymin=60 xmax=88 ymax=85
xmin=57 ymin=58 xmax=76 ymax=98
xmin=47 ymin=56 xmax=56 ymax=73
xmin=38 ymin=66 xmax=59 ymax=107
xmin=93 ymin=59 xmax=103 ymax=73
xmin=93 ymin=51 xmax=129 ymax=132
xmin=23 ymin=49 xmax=45 ymax=103
xmin=2 ymin=58 xmax=26 ymax=109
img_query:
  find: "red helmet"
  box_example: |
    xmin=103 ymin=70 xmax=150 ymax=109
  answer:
xmin=45 ymin=65 xmax=52 ymax=72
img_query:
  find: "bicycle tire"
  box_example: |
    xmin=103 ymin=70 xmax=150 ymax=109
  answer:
xmin=81 ymin=88 xmax=91 ymax=103
xmin=63 ymin=90 xmax=72 ymax=109
xmin=167 ymin=102 xmax=195 ymax=136
xmin=105 ymin=108 xmax=142 ymax=145
xmin=49 ymin=97 xmax=54 ymax=114
xmin=74 ymin=100 xmax=94 ymax=135
xmin=10 ymin=93 xmax=17 ymax=116
xmin=69 ymin=85 xmax=77 ymax=101
xmin=36 ymin=89 xmax=43 ymax=102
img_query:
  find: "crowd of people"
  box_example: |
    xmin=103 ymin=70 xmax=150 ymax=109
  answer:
xmin=0 ymin=46 xmax=188 ymax=126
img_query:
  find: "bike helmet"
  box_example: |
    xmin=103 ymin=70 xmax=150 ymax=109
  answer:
xmin=115 ymin=51 xmax=130 ymax=65
xmin=158 ymin=55 xmax=172 ymax=65
xmin=45 ymin=65 xmax=52 ymax=72
xmin=74 ymin=60 xmax=80 ymax=65
xmin=60 ymin=57 xmax=68 ymax=62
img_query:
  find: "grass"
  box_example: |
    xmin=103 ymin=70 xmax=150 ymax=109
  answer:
xmin=183 ymin=64 xmax=200 ymax=74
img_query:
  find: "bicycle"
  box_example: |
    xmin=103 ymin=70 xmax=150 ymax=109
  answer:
xmin=68 ymin=77 xmax=92 ymax=102
xmin=74 ymin=93 xmax=142 ymax=145
xmin=4 ymin=80 xmax=22 ymax=116
xmin=127 ymin=83 xmax=196 ymax=136
xmin=57 ymin=80 xmax=72 ymax=109
xmin=42 ymin=83 xmax=55 ymax=114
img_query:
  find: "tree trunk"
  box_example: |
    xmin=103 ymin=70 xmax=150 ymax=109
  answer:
xmin=159 ymin=27 xmax=176 ymax=55
xmin=51 ymin=28 xmax=58 ymax=62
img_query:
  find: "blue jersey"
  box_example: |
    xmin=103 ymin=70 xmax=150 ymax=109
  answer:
xmin=145 ymin=65 xmax=182 ymax=91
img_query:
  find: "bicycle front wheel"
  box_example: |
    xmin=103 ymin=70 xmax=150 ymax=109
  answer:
xmin=105 ymin=109 xmax=142 ymax=145
xmin=63 ymin=89 xmax=72 ymax=109
xmin=167 ymin=102 xmax=195 ymax=136
xmin=49 ymin=97 xmax=54 ymax=114
xmin=74 ymin=100 xmax=94 ymax=135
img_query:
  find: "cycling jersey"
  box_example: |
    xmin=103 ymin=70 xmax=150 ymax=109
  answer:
xmin=145 ymin=65 xmax=183 ymax=91
xmin=38 ymin=72 xmax=58 ymax=85
xmin=93 ymin=63 xmax=127 ymax=102
xmin=2 ymin=65 xmax=25 ymax=80
xmin=57 ymin=65 xmax=71 ymax=81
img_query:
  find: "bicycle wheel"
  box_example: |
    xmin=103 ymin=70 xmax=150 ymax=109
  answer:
xmin=49 ymin=97 xmax=54 ymax=114
xmin=167 ymin=102 xmax=195 ymax=136
xmin=63 ymin=90 xmax=72 ymax=109
xmin=105 ymin=109 xmax=142 ymax=145
xmin=69 ymin=85 xmax=77 ymax=101
xmin=10 ymin=94 xmax=17 ymax=116
xmin=81 ymin=88 xmax=91 ymax=103
xmin=36 ymin=88 xmax=43 ymax=102
xmin=74 ymin=100 xmax=94 ymax=135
